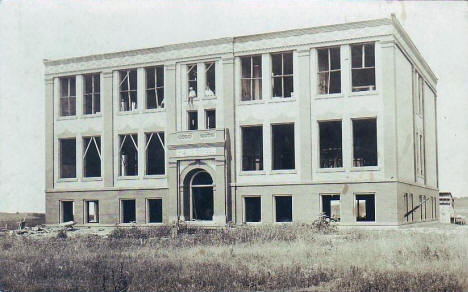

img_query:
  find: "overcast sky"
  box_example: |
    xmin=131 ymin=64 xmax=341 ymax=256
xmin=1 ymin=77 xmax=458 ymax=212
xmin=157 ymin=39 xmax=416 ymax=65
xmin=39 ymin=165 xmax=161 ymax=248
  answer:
xmin=0 ymin=0 xmax=467 ymax=213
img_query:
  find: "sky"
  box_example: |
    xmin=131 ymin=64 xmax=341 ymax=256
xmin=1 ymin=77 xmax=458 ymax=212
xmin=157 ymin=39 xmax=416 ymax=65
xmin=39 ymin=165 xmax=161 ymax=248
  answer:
xmin=0 ymin=0 xmax=467 ymax=212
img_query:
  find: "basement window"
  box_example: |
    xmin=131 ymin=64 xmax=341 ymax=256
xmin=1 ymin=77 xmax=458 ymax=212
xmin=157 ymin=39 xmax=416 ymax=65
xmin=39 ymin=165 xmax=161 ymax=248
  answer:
xmin=351 ymin=43 xmax=375 ymax=92
xmin=355 ymin=194 xmax=375 ymax=222
xmin=59 ymin=138 xmax=76 ymax=178
xmin=61 ymin=201 xmax=74 ymax=223
xmin=322 ymin=195 xmax=340 ymax=222
xmin=85 ymin=201 xmax=99 ymax=223
xmin=205 ymin=109 xmax=216 ymax=129
xmin=188 ymin=111 xmax=198 ymax=130
xmin=317 ymin=47 xmax=341 ymax=94
xmin=83 ymin=136 xmax=101 ymax=178
xmin=121 ymin=199 xmax=136 ymax=223
xmin=119 ymin=70 xmax=137 ymax=111
xmin=60 ymin=77 xmax=76 ymax=116
xmin=205 ymin=62 xmax=216 ymax=96
xmin=404 ymin=193 xmax=409 ymax=222
xmin=242 ymin=126 xmax=263 ymax=171
xmin=241 ymin=55 xmax=262 ymax=101
xmin=272 ymin=124 xmax=295 ymax=170
xmin=319 ymin=121 xmax=342 ymax=168
xmin=244 ymin=196 xmax=261 ymax=223
xmin=352 ymin=118 xmax=377 ymax=167
xmin=147 ymin=199 xmax=162 ymax=223
xmin=275 ymin=196 xmax=292 ymax=222
xmin=187 ymin=64 xmax=197 ymax=99
xmin=145 ymin=132 xmax=165 ymax=175
xmin=119 ymin=134 xmax=138 ymax=176
xmin=84 ymin=73 xmax=100 ymax=115
xmin=146 ymin=66 xmax=164 ymax=109
xmin=272 ymin=52 xmax=293 ymax=98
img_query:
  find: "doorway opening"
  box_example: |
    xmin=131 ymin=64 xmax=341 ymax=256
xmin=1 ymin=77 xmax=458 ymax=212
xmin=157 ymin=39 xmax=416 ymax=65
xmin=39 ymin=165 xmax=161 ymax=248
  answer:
xmin=183 ymin=169 xmax=214 ymax=221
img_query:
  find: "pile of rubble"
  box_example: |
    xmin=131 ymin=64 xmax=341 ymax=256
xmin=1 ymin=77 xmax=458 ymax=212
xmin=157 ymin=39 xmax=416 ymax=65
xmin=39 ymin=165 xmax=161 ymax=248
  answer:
xmin=0 ymin=221 xmax=77 ymax=237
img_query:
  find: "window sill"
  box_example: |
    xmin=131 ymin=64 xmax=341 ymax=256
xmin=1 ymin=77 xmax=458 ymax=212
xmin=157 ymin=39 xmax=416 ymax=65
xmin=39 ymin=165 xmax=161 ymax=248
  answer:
xmin=202 ymin=95 xmax=217 ymax=100
xmin=349 ymin=90 xmax=379 ymax=98
xmin=316 ymin=167 xmax=345 ymax=173
xmin=238 ymin=100 xmax=264 ymax=106
xmin=243 ymin=221 xmax=262 ymax=225
xmin=57 ymin=116 xmax=77 ymax=121
xmin=82 ymin=113 xmax=102 ymax=119
xmin=350 ymin=166 xmax=380 ymax=172
xmin=145 ymin=222 xmax=164 ymax=225
xmin=268 ymin=97 xmax=296 ymax=103
xmin=117 ymin=176 xmax=139 ymax=180
xmin=144 ymin=174 xmax=167 ymax=179
xmin=239 ymin=170 xmax=266 ymax=176
xmin=82 ymin=177 xmax=102 ymax=182
xmin=315 ymin=93 xmax=344 ymax=100
xmin=118 ymin=110 xmax=140 ymax=116
xmin=271 ymin=169 xmax=297 ymax=175
xmin=143 ymin=108 xmax=165 ymax=114
xmin=57 ymin=178 xmax=78 ymax=182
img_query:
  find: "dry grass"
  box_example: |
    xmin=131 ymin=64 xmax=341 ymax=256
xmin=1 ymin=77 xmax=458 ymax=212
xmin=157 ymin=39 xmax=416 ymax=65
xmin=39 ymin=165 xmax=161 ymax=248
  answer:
xmin=0 ymin=223 xmax=467 ymax=292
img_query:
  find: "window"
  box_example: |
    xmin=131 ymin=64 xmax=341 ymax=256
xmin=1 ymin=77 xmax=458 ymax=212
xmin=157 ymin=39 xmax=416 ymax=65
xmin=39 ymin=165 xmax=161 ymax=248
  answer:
xmin=415 ymin=72 xmax=424 ymax=116
xmin=272 ymin=52 xmax=293 ymax=98
xmin=119 ymin=134 xmax=138 ymax=176
xmin=317 ymin=47 xmax=341 ymax=94
xmin=147 ymin=199 xmax=162 ymax=223
xmin=146 ymin=66 xmax=164 ymax=109
xmin=61 ymin=201 xmax=74 ymax=223
xmin=205 ymin=62 xmax=216 ymax=96
xmin=275 ymin=196 xmax=292 ymax=222
xmin=121 ymin=199 xmax=136 ymax=223
xmin=119 ymin=70 xmax=137 ymax=111
xmin=404 ymin=193 xmax=409 ymax=222
xmin=84 ymin=74 xmax=100 ymax=115
xmin=60 ymin=77 xmax=76 ymax=116
xmin=241 ymin=55 xmax=262 ymax=101
xmin=187 ymin=64 xmax=197 ymax=99
xmin=83 ymin=136 xmax=101 ymax=178
xmin=272 ymin=124 xmax=295 ymax=170
xmin=322 ymin=195 xmax=340 ymax=222
xmin=351 ymin=43 xmax=375 ymax=92
xmin=353 ymin=119 xmax=377 ymax=167
xmin=416 ymin=133 xmax=425 ymax=177
xmin=242 ymin=126 xmax=263 ymax=171
xmin=424 ymin=195 xmax=427 ymax=220
xmin=419 ymin=195 xmax=423 ymax=220
xmin=59 ymin=138 xmax=76 ymax=178
xmin=85 ymin=201 xmax=99 ymax=223
xmin=145 ymin=132 xmax=165 ymax=175
xmin=409 ymin=193 xmax=414 ymax=221
xmin=244 ymin=196 xmax=261 ymax=223
xmin=188 ymin=111 xmax=198 ymax=130
xmin=319 ymin=121 xmax=342 ymax=168
xmin=355 ymin=194 xmax=375 ymax=222
xmin=205 ymin=110 xmax=216 ymax=129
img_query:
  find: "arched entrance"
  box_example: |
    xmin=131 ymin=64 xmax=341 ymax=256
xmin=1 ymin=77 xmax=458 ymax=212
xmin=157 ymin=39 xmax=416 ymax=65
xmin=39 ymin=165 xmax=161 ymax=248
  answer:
xmin=183 ymin=169 xmax=214 ymax=221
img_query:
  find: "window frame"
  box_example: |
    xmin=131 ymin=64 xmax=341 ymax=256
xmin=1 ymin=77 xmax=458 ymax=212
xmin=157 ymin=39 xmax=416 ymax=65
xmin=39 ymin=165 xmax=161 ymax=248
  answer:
xmin=351 ymin=43 xmax=376 ymax=92
xmin=205 ymin=62 xmax=216 ymax=97
xmin=320 ymin=193 xmax=341 ymax=222
xmin=82 ymin=136 xmax=102 ymax=178
xmin=84 ymin=200 xmax=99 ymax=224
xmin=59 ymin=137 xmax=77 ymax=179
xmin=318 ymin=120 xmax=343 ymax=169
xmin=352 ymin=117 xmax=378 ymax=168
xmin=273 ymin=195 xmax=293 ymax=223
xmin=355 ymin=193 xmax=376 ymax=222
xmin=59 ymin=76 xmax=76 ymax=117
xmin=146 ymin=198 xmax=163 ymax=224
xmin=60 ymin=200 xmax=75 ymax=223
xmin=241 ymin=125 xmax=264 ymax=172
xmin=243 ymin=195 xmax=262 ymax=224
xmin=145 ymin=66 xmax=165 ymax=110
xmin=205 ymin=109 xmax=216 ymax=129
xmin=271 ymin=123 xmax=295 ymax=171
xmin=83 ymin=73 xmax=101 ymax=115
xmin=187 ymin=110 xmax=198 ymax=131
xmin=240 ymin=55 xmax=262 ymax=101
xmin=119 ymin=69 xmax=138 ymax=112
xmin=145 ymin=132 xmax=166 ymax=176
xmin=118 ymin=133 xmax=139 ymax=177
xmin=271 ymin=52 xmax=294 ymax=98
xmin=120 ymin=199 xmax=137 ymax=224
xmin=187 ymin=64 xmax=198 ymax=98
xmin=317 ymin=46 xmax=341 ymax=95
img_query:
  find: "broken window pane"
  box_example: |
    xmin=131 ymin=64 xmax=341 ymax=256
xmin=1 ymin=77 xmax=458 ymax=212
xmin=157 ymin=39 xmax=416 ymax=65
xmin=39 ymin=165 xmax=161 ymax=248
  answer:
xmin=148 ymin=199 xmax=162 ymax=223
xmin=188 ymin=111 xmax=198 ymax=130
xmin=355 ymin=194 xmax=375 ymax=222
xmin=275 ymin=196 xmax=292 ymax=222
xmin=353 ymin=119 xmax=377 ymax=167
xmin=60 ymin=77 xmax=76 ymax=116
xmin=351 ymin=43 xmax=376 ymax=92
xmin=61 ymin=201 xmax=74 ymax=223
xmin=119 ymin=70 xmax=137 ymax=111
xmin=319 ymin=121 xmax=342 ymax=168
xmin=146 ymin=66 xmax=164 ymax=109
xmin=272 ymin=52 xmax=293 ymax=98
xmin=205 ymin=62 xmax=216 ymax=96
xmin=86 ymin=201 xmax=99 ymax=223
xmin=317 ymin=47 xmax=341 ymax=94
xmin=145 ymin=132 xmax=165 ymax=175
xmin=60 ymin=138 xmax=76 ymax=178
xmin=121 ymin=200 xmax=136 ymax=223
xmin=241 ymin=56 xmax=262 ymax=101
xmin=244 ymin=197 xmax=261 ymax=223
xmin=187 ymin=64 xmax=197 ymax=98
xmin=83 ymin=136 xmax=101 ymax=178
xmin=322 ymin=195 xmax=340 ymax=222
xmin=84 ymin=74 xmax=100 ymax=115
xmin=242 ymin=126 xmax=263 ymax=171
xmin=119 ymin=134 xmax=138 ymax=176
xmin=205 ymin=109 xmax=216 ymax=129
xmin=272 ymin=124 xmax=295 ymax=170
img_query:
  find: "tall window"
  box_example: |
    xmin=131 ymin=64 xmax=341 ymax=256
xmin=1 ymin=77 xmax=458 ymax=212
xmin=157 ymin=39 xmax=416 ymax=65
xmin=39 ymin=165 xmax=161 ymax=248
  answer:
xmin=83 ymin=136 xmax=101 ymax=178
xmin=147 ymin=199 xmax=163 ymax=223
xmin=353 ymin=118 xmax=377 ymax=167
xmin=416 ymin=132 xmax=425 ymax=177
xmin=415 ymin=72 xmax=424 ymax=116
xmin=119 ymin=134 xmax=138 ymax=176
xmin=145 ymin=132 xmax=165 ymax=175
xmin=85 ymin=201 xmax=99 ymax=223
xmin=272 ymin=52 xmax=293 ymax=98
xmin=317 ymin=47 xmax=341 ymax=94
xmin=205 ymin=62 xmax=216 ymax=96
xmin=187 ymin=64 xmax=197 ymax=99
xmin=59 ymin=138 xmax=76 ymax=178
xmin=119 ymin=70 xmax=137 ymax=111
xmin=272 ymin=124 xmax=295 ymax=170
xmin=84 ymin=74 xmax=100 ymax=115
xmin=60 ymin=77 xmax=76 ymax=116
xmin=351 ymin=43 xmax=375 ymax=92
xmin=241 ymin=56 xmax=262 ymax=101
xmin=205 ymin=109 xmax=216 ymax=129
xmin=146 ymin=66 xmax=164 ymax=109
xmin=188 ymin=111 xmax=198 ymax=130
xmin=319 ymin=121 xmax=342 ymax=168
xmin=242 ymin=126 xmax=263 ymax=171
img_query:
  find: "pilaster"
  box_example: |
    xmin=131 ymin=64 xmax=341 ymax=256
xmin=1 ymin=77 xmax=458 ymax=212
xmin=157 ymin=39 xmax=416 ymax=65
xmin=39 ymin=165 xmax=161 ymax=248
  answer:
xmin=102 ymin=70 xmax=114 ymax=187
xmin=297 ymin=49 xmax=312 ymax=181
xmin=45 ymin=77 xmax=55 ymax=190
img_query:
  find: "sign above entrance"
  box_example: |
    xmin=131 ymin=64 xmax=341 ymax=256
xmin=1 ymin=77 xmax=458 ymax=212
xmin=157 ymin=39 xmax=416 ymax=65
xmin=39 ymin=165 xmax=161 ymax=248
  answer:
xmin=176 ymin=147 xmax=217 ymax=157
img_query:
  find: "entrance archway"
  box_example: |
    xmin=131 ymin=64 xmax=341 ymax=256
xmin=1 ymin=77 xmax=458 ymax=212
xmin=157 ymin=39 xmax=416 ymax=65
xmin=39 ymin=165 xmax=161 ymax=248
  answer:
xmin=183 ymin=169 xmax=214 ymax=221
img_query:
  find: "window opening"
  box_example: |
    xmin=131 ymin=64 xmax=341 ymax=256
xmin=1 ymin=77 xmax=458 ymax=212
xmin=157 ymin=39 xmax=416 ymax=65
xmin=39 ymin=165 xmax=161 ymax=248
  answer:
xmin=319 ymin=121 xmax=342 ymax=168
xmin=145 ymin=132 xmax=165 ymax=175
xmin=272 ymin=124 xmax=295 ymax=170
xmin=205 ymin=62 xmax=215 ymax=96
xmin=146 ymin=66 xmax=164 ymax=109
xmin=353 ymin=119 xmax=377 ymax=167
xmin=242 ymin=126 xmax=263 ymax=171
xmin=355 ymin=194 xmax=375 ymax=222
xmin=60 ymin=77 xmax=76 ymax=116
xmin=205 ymin=110 xmax=216 ymax=129
xmin=317 ymin=47 xmax=341 ymax=94
xmin=187 ymin=64 xmax=197 ymax=102
xmin=272 ymin=52 xmax=293 ymax=98
xmin=61 ymin=201 xmax=74 ymax=223
xmin=322 ymin=195 xmax=340 ymax=222
xmin=119 ymin=134 xmax=138 ymax=176
xmin=86 ymin=201 xmax=99 ymax=223
xmin=188 ymin=111 xmax=198 ymax=130
xmin=241 ymin=56 xmax=262 ymax=101
xmin=275 ymin=196 xmax=292 ymax=222
xmin=83 ymin=136 xmax=101 ymax=178
xmin=351 ymin=43 xmax=375 ymax=92
xmin=60 ymin=138 xmax=76 ymax=178
xmin=121 ymin=200 xmax=136 ymax=223
xmin=84 ymin=74 xmax=100 ymax=115
xmin=119 ymin=70 xmax=137 ymax=111
xmin=244 ymin=197 xmax=261 ymax=223
xmin=148 ymin=199 xmax=162 ymax=223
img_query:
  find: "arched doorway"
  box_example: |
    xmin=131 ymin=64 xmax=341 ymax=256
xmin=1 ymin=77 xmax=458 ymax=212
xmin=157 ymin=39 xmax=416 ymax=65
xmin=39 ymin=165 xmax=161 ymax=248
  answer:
xmin=183 ymin=169 xmax=214 ymax=221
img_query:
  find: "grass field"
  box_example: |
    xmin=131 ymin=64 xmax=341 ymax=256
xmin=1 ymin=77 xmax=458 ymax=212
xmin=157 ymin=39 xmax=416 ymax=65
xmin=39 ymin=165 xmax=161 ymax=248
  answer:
xmin=1 ymin=222 xmax=467 ymax=292
xmin=0 ymin=212 xmax=45 ymax=230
